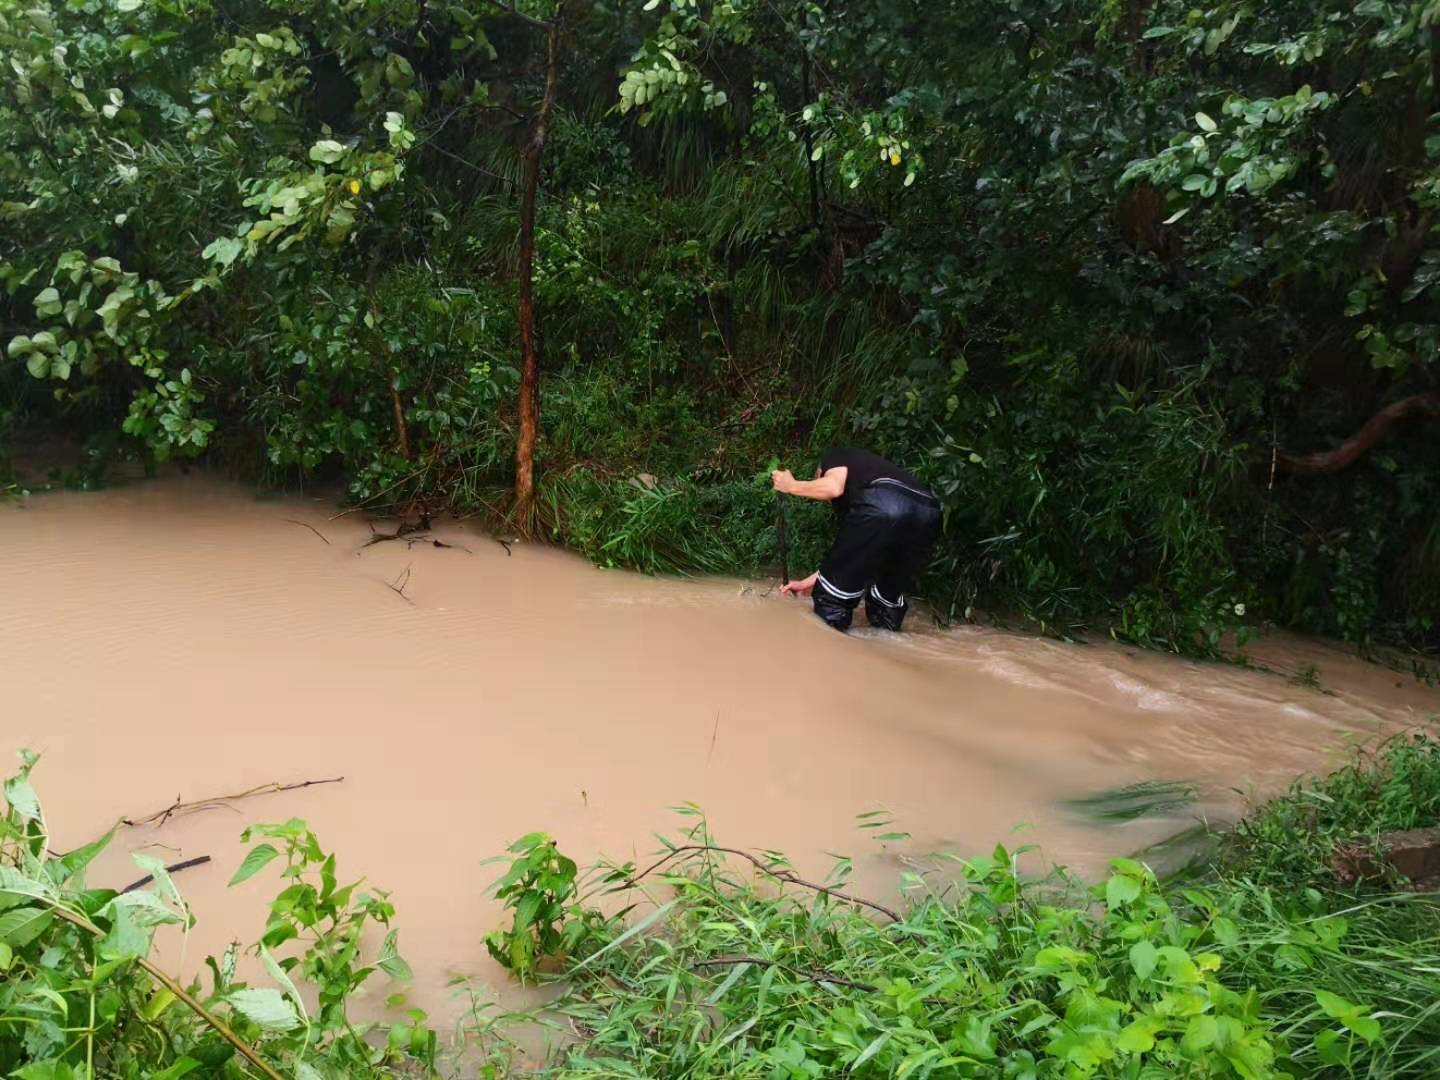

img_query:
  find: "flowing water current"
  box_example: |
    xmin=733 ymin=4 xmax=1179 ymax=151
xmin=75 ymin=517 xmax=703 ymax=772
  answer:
xmin=3 ymin=475 xmax=1437 ymax=1034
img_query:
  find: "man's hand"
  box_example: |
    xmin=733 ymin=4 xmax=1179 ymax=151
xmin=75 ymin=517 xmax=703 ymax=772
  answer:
xmin=771 ymin=468 xmax=796 ymax=494
xmin=781 ymin=571 xmax=818 ymax=597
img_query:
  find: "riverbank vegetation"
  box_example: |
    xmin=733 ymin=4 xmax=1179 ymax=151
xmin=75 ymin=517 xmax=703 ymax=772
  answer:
xmin=3 ymin=0 xmax=1439 ymax=656
xmin=3 ymin=733 xmax=1439 ymax=1077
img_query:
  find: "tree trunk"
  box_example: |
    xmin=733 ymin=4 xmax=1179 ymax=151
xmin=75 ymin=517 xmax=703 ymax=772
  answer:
xmin=512 ymin=13 xmax=562 ymax=534
xmin=1276 ymin=394 xmax=1440 ymax=475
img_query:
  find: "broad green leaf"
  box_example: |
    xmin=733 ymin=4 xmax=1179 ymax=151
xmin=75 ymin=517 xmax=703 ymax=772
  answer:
xmin=0 ymin=906 xmax=54 ymax=947
xmin=308 ymin=140 xmax=347 ymax=164
xmin=228 ymin=987 xmax=302 ymax=1032
xmin=853 ymin=1032 xmax=891 ymax=1069
xmin=132 ymin=852 xmax=186 ymax=911
xmin=1129 ymin=940 xmax=1157 ymax=980
xmin=51 ymin=828 xmax=114 ymax=887
xmin=150 ymin=1059 xmax=201 ymax=1080
xmin=1183 ymin=1014 xmax=1219 ymax=1054
xmin=99 ymin=903 xmax=152 ymax=959
xmin=1117 ymin=1016 xmax=1161 ymax=1053
xmin=116 ymin=0 xmax=144 ymax=10
xmin=0 ymin=865 xmax=54 ymax=903
xmin=260 ymin=943 xmax=308 ymax=1024
xmin=1034 ymin=945 xmax=1088 ymax=968
xmin=229 ymin=843 xmax=280 ymax=886
xmin=1106 ymin=873 xmax=1141 ymax=909
xmin=202 ymin=237 xmax=243 ymax=267
xmin=14 ymin=1063 xmax=79 ymax=1080
xmin=142 ymin=988 xmax=177 ymax=1020
xmin=1315 ymin=989 xmax=1358 ymax=1019
xmin=102 ymin=891 xmax=182 ymax=934
xmin=1315 ymin=1028 xmax=1348 ymax=1066
xmin=4 ymin=774 xmax=42 ymax=820
xmin=1195 ymin=111 xmax=1217 ymax=132
xmin=377 ymin=929 xmax=412 ymax=980
xmin=34 ymin=287 xmax=62 ymax=316
xmin=1210 ymin=915 xmax=1239 ymax=947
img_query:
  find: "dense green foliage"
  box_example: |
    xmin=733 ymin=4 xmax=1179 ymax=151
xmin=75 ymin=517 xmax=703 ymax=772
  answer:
xmin=4 ymin=0 xmax=1440 ymax=653
xmin=0 ymin=751 xmax=447 ymax=1079
xmin=6 ymin=736 xmax=1439 ymax=1077
xmin=492 ymin=737 xmax=1440 ymax=1078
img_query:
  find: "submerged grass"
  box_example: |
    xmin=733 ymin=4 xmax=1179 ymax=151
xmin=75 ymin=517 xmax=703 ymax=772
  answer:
xmin=1062 ymin=779 xmax=1201 ymax=825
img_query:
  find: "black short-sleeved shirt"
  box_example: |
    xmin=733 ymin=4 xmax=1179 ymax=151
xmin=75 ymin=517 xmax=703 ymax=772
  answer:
xmin=819 ymin=448 xmax=928 ymax=520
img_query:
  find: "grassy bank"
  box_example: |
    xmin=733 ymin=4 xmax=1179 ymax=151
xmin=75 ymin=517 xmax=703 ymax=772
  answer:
xmin=4 ymin=734 xmax=1439 ymax=1078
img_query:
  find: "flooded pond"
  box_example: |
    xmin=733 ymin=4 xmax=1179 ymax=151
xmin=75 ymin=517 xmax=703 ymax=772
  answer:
xmin=3 ymin=474 xmax=1436 ymax=1025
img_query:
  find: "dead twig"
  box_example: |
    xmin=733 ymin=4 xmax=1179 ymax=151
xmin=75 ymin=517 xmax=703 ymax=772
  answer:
xmin=283 ymin=518 xmax=332 ymax=545
xmin=708 ymin=713 xmax=720 ymax=762
xmin=122 ymin=855 xmax=212 ymax=894
xmin=615 ymin=844 xmax=901 ymax=922
xmin=496 ymin=537 xmax=513 ymax=557
xmin=119 ymin=776 xmax=345 ymax=829
xmin=387 ymin=564 xmax=414 ymax=603
xmin=361 ymin=517 xmax=430 ymax=548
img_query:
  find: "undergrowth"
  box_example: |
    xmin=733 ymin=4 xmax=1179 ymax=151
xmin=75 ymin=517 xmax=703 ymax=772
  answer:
xmin=4 ymin=733 xmax=1439 ymax=1078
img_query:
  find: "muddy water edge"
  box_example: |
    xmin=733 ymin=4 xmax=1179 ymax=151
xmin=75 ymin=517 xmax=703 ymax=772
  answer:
xmin=3 ymin=474 xmax=1437 ymax=1029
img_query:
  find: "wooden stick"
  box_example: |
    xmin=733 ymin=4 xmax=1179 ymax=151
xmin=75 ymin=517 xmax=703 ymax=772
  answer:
xmin=122 ymin=855 xmax=211 ymax=894
xmin=775 ymin=493 xmax=790 ymax=585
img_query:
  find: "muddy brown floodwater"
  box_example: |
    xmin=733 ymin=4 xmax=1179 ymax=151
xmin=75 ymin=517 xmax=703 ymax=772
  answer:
xmin=3 ymin=474 xmax=1438 ymax=1029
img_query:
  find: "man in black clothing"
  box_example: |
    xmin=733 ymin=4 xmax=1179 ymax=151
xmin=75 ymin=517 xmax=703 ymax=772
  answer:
xmin=771 ymin=448 xmax=941 ymax=632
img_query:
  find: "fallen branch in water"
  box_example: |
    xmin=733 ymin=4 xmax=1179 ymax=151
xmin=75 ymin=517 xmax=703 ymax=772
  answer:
xmin=120 ymin=776 xmax=345 ymax=829
xmin=122 ymin=854 xmax=212 ymax=893
xmin=496 ymin=538 xmax=513 ymax=557
xmin=283 ymin=518 xmax=331 ymax=545
xmin=387 ymin=564 xmax=414 ymax=603
xmin=361 ymin=517 xmax=431 ymax=548
xmin=615 ymin=844 xmax=901 ymax=922
xmin=403 ymin=534 xmax=472 ymax=553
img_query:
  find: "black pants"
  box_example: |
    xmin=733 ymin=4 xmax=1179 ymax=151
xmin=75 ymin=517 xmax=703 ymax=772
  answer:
xmin=814 ymin=480 xmax=942 ymax=632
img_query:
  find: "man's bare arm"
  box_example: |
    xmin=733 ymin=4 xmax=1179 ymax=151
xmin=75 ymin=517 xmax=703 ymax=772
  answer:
xmin=771 ymin=466 xmax=846 ymax=501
